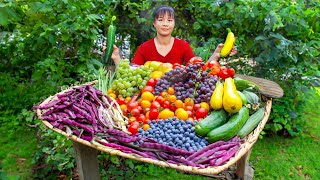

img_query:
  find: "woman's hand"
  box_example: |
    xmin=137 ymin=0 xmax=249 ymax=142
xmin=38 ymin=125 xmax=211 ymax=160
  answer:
xmin=103 ymin=41 xmax=121 ymax=66
xmin=208 ymin=43 xmax=237 ymax=62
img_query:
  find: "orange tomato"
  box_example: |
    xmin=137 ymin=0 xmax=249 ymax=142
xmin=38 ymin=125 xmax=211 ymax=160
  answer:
xmin=167 ymin=95 xmax=177 ymax=103
xmin=167 ymin=87 xmax=175 ymax=95
xmin=141 ymin=92 xmax=155 ymax=102
xmin=176 ymin=109 xmax=188 ymax=120
xmin=142 ymin=124 xmax=151 ymax=131
xmin=125 ymin=97 xmax=132 ymax=103
xmin=146 ymin=111 xmax=150 ymax=119
xmin=160 ymin=92 xmax=169 ymax=100
xmin=129 ymin=117 xmax=137 ymax=123
xmin=174 ymin=100 xmax=184 ymax=109
xmin=140 ymin=100 xmax=151 ymax=109
xmin=184 ymin=98 xmax=194 ymax=107
xmin=158 ymin=109 xmax=175 ymax=119
xmin=120 ymin=104 xmax=127 ymax=111
xmin=200 ymin=102 xmax=210 ymax=111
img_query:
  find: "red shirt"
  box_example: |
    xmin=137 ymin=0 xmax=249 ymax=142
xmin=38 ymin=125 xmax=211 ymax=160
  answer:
xmin=131 ymin=38 xmax=194 ymax=65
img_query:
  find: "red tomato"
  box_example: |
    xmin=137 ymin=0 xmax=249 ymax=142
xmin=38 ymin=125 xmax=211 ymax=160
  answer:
xmin=137 ymin=105 xmax=143 ymax=113
xmin=116 ymin=97 xmax=126 ymax=105
xmin=128 ymin=124 xmax=139 ymax=134
xmin=131 ymin=108 xmax=140 ymax=117
xmin=162 ymin=100 xmax=171 ymax=109
xmin=143 ymin=118 xmax=151 ymax=124
xmin=218 ymin=66 xmax=231 ymax=80
xmin=227 ymin=68 xmax=236 ymax=77
xmin=130 ymin=121 xmax=140 ymax=127
xmin=150 ymin=101 xmax=161 ymax=109
xmin=122 ymin=108 xmax=129 ymax=116
xmin=142 ymin=86 xmax=154 ymax=93
xmin=146 ymin=79 xmax=157 ymax=87
xmin=193 ymin=104 xmax=201 ymax=111
xmin=137 ymin=114 xmax=147 ymax=122
xmin=155 ymin=96 xmax=165 ymax=106
xmin=127 ymin=102 xmax=139 ymax=111
xmin=169 ymin=104 xmax=177 ymax=112
xmin=187 ymin=110 xmax=193 ymax=118
xmin=195 ymin=108 xmax=208 ymax=119
xmin=149 ymin=108 xmax=159 ymax=120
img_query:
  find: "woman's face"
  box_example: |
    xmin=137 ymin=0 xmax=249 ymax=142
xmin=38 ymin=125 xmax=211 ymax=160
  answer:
xmin=153 ymin=13 xmax=175 ymax=37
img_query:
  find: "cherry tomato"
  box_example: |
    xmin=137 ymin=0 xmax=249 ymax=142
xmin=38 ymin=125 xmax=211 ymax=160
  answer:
xmin=116 ymin=97 xmax=126 ymax=105
xmin=128 ymin=124 xmax=139 ymax=134
xmin=140 ymin=100 xmax=151 ymax=109
xmin=184 ymin=105 xmax=194 ymax=111
xmin=160 ymin=92 xmax=169 ymax=99
xmin=184 ymin=98 xmax=194 ymax=107
xmin=142 ymin=124 xmax=151 ymax=131
xmin=193 ymin=104 xmax=201 ymax=111
xmin=128 ymin=116 xmax=137 ymax=123
xmin=143 ymin=118 xmax=151 ymax=124
xmin=155 ymin=96 xmax=165 ymax=106
xmin=149 ymin=108 xmax=159 ymax=120
xmin=131 ymin=108 xmax=140 ymax=117
xmin=125 ymin=97 xmax=132 ymax=104
xmin=218 ymin=66 xmax=230 ymax=80
xmin=227 ymin=68 xmax=236 ymax=77
xmin=167 ymin=95 xmax=177 ymax=103
xmin=141 ymin=92 xmax=155 ymax=102
xmin=142 ymin=86 xmax=154 ymax=93
xmin=195 ymin=108 xmax=209 ymax=119
xmin=120 ymin=104 xmax=127 ymax=111
xmin=150 ymin=101 xmax=161 ymax=109
xmin=146 ymin=78 xmax=157 ymax=87
xmin=127 ymin=102 xmax=139 ymax=111
xmin=169 ymin=104 xmax=177 ymax=112
xmin=174 ymin=100 xmax=184 ymax=109
xmin=137 ymin=114 xmax=147 ymax=122
xmin=158 ymin=109 xmax=175 ymax=119
xmin=200 ymin=102 xmax=210 ymax=111
xmin=167 ymin=87 xmax=175 ymax=95
xmin=130 ymin=121 xmax=140 ymax=127
xmin=187 ymin=110 xmax=194 ymax=118
xmin=176 ymin=109 xmax=188 ymax=120
xmin=162 ymin=100 xmax=171 ymax=109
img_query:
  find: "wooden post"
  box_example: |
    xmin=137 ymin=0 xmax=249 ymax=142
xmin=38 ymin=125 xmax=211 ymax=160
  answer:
xmin=236 ymin=148 xmax=254 ymax=180
xmin=73 ymin=141 xmax=101 ymax=180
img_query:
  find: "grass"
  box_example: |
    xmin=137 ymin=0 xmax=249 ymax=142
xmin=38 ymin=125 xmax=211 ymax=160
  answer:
xmin=0 ymin=126 xmax=37 ymax=179
xmin=0 ymin=89 xmax=319 ymax=179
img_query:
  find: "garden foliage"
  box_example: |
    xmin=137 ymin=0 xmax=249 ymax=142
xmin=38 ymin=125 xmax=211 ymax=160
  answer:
xmin=0 ymin=0 xmax=319 ymax=178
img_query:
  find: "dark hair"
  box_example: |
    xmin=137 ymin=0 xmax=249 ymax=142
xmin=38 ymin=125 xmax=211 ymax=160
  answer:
xmin=152 ymin=5 xmax=175 ymax=22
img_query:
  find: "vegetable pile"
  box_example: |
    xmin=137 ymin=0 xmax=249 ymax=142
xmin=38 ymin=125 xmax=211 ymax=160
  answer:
xmin=34 ymin=29 xmax=268 ymax=169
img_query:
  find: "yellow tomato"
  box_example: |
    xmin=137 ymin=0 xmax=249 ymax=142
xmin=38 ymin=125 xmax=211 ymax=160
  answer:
xmin=107 ymin=88 xmax=114 ymax=94
xmin=108 ymin=93 xmax=117 ymax=99
xmin=141 ymin=92 xmax=155 ymax=102
xmin=158 ymin=109 xmax=175 ymax=119
xmin=175 ymin=108 xmax=185 ymax=115
xmin=167 ymin=95 xmax=177 ymax=103
xmin=200 ymin=102 xmax=210 ymax=111
xmin=140 ymin=100 xmax=151 ymax=109
xmin=120 ymin=104 xmax=127 ymax=111
xmin=176 ymin=109 xmax=188 ymax=120
xmin=142 ymin=124 xmax=151 ymax=131
xmin=151 ymin=71 xmax=163 ymax=79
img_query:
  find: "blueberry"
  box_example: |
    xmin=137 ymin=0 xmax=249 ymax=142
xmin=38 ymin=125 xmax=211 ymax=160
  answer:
xmin=185 ymin=142 xmax=190 ymax=148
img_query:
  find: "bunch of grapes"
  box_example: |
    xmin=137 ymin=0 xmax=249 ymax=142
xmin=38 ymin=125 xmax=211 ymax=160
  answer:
xmin=112 ymin=59 xmax=151 ymax=98
xmin=138 ymin=118 xmax=209 ymax=152
xmin=193 ymin=73 xmax=218 ymax=104
xmin=153 ymin=67 xmax=187 ymax=95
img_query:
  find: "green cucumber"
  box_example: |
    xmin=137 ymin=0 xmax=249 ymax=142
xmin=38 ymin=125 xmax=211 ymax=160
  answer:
xmin=103 ymin=16 xmax=116 ymax=65
xmin=237 ymin=108 xmax=265 ymax=138
xmin=242 ymin=90 xmax=260 ymax=104
xmin=234 ymin=78 xmax=257 ymax=91
xmin=207 ymin=107 xmax=249 ymax=143
xmin=195 ymin=109 xmax=227 ymax=137
xmin=237 ymin=91 xmax=248 ymax=105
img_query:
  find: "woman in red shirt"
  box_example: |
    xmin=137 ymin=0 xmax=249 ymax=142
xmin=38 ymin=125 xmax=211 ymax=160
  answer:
xmin=111 ymin=5 xmax=236 ymax=66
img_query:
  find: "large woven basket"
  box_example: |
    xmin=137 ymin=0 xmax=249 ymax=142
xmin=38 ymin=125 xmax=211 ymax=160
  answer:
xmin=36 ymin=82 xmax=272 ymax=175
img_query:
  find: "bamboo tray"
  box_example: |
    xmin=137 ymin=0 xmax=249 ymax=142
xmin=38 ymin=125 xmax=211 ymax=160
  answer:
xmin=35 ymin=82 xmax=272 ymax=175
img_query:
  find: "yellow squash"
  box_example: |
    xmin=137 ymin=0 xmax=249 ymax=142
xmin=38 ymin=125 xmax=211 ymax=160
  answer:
xmin=220 ymin=28 xmax=235 ymax=58
xmin=223 ymin=77 xmax=242 ymax=113
xmin=210 ymin=82 xmax=224 ymax=110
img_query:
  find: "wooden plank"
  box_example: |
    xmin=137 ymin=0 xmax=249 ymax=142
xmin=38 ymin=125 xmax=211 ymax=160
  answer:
xmin=236 ymin=148 xmax=254 ymax=180
xmin=73 ymin=141 xmax=101 ymax=180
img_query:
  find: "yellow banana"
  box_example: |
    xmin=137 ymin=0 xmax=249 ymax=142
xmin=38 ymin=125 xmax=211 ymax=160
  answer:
xmin=220 ymin=28 xmax=235 ymax=58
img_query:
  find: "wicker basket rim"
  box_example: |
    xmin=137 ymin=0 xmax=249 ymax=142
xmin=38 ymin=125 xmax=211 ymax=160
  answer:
xmin=36 ymin=81 xmax=272 ymax=175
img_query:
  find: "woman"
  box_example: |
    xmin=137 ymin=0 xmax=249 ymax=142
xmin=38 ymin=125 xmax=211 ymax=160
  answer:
xmin=111 ymin=5 xmax=236 ymax=66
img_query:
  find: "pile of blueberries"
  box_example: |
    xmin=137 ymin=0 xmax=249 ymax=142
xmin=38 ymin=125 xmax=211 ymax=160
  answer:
xmin=138 ymin=118 xmax=209 ymax=152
